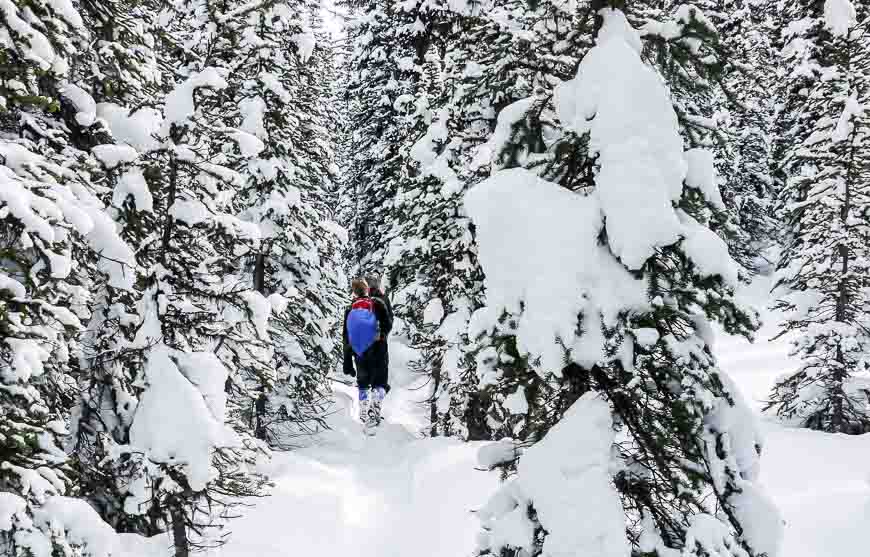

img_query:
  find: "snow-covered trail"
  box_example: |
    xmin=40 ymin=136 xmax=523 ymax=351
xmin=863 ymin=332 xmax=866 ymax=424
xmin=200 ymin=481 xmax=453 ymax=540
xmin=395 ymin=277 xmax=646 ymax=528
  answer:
xmin=218 ymin=335 xmax=498 ymax=557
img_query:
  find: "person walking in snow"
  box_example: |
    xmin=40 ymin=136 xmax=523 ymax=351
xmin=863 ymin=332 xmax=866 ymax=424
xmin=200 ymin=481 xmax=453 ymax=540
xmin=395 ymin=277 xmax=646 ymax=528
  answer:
xmin=343 ymin=278 xmax=392 ymax=429
xmin=365 ymin=274 xmax=393 ymax=369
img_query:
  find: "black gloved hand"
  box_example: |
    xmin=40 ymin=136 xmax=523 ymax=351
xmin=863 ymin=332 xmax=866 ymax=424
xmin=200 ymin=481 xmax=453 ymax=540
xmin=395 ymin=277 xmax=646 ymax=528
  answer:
xmin=343 ymin=349 xmax=356 ymax=377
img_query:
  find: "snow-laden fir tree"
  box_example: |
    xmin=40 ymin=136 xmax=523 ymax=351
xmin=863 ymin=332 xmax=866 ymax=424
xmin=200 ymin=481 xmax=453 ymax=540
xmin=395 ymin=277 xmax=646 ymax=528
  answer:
xmin=395 ymin=0 xmax=592 ymax=438
xmin=0 ymin=0 xmax=141 ymax=552
xmin=69 ymin=1 xmax=278 ymax=553
xmin=713 ymin=0 xmax=780 ymax=269
xmin=224 ymin=0 xmax=345 ymax=447
xmin=766 ymin=0 xmax=870 ymax=434
xmin=466 ymin=6 xmax=782 ymax=557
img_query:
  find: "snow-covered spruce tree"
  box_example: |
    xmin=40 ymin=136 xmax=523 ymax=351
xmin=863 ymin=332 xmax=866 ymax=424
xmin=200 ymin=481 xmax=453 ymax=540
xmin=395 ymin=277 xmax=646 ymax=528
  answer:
xmin=339 ymin=0 xmax=420 ymax=272
xmin=67 ymin=0 xmax=168 ymax=536
xmin=223 ymin=0 xmax=345 ymax=448
xmin=766 ymin=0 xmax=870 ymax=434
xmin=468 ymin=7 xmax=782 ymax=557
xmin=0 ymin=0 xmax=145 ymax=553
xmin=66 ymin=2 xmax=276 ymax=553
xmin=713 ymin=0 xmax=780 ymax=268
xmin=0 ymin=139 xmax=138 ymax=557
xmin=401 ymin=0 xmax=595 ymax=438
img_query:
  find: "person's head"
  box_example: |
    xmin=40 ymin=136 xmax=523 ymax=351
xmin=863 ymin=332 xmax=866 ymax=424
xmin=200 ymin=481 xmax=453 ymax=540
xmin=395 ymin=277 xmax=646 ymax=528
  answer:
xmin=365 ymin=274 xmax=382 ymax=293
xmin=351 ymin=278 xmax=369 ymax=298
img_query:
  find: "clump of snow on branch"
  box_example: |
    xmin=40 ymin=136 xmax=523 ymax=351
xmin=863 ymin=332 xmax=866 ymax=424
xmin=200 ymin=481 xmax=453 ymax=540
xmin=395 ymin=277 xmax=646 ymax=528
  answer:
xmin=292 ymin=31 xmax=316 ymax=63
xmin=59 ymin=82 xmax=96 ymax=126
xmin=164 ymin=68 xmax=228 ymax=126
xmin=129 ymin=324 xmax=239 ymax=491
xmin=824 ymin=0 xmax=857 ymax=37
xmin=477 ymin=394 xmax=628 ymax=557
xmin=465 ymin=168 xmax=647 ymax=373
xmin=555 ymin=9 xmax=685 ymax=270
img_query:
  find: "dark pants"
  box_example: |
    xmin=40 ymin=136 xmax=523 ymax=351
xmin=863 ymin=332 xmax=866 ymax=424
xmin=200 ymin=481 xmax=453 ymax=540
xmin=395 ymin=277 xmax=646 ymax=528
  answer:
xmin=355 ymin=339 xmax=389 ymax=391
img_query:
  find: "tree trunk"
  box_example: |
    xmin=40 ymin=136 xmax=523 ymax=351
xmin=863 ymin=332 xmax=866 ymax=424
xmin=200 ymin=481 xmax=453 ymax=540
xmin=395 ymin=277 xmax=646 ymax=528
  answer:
xmin=169 ymin=497 xmax=189 ymax=557
xmin=160 ymin=152 xmax=179 ymax=266
xmin=429 ymin=359 xmax=441 ymax=437
xmin=253 ymin=253 xmax=266 ymax=294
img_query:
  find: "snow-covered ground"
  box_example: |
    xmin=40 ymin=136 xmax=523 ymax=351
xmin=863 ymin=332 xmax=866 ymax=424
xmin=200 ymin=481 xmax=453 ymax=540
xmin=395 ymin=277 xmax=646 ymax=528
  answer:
xmin=217 ymin=329 xmax=499 ymax=557
xmin=218 ymin=280 xmax=869 ymax=557
xmin=716 ymin=276 xmax=870 ymax=557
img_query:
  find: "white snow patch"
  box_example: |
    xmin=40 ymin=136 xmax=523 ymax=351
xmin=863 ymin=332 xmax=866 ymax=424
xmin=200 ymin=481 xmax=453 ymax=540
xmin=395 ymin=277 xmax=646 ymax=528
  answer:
xmin=164 ymin=68 xmax=228 ymax=126
xmin=59 ymin=82 xmax=96 ymax=127
xmin=292 ymin=31 xmax=316 ymax=64
xmin=92 ymin=144 xmax=138 ymax=169
xmin=824 ymin=0 xmax=857 ymax=37
xmin=465 ymin=168 xmax=647 ymax=373
xmin=684 ymin=148 xmax=725 ymax=209
xmin=113 ymin=168 xmax=153 ymax=212
xmin=480 ymin=393 xmax=628 ymax=557
xmin=423 ymin=298 xmax=445 ymax=326
xmin=97 ymin=103 xmax=163 ymax=152
xmin=504 ymin=387 xmax=529 ymax=415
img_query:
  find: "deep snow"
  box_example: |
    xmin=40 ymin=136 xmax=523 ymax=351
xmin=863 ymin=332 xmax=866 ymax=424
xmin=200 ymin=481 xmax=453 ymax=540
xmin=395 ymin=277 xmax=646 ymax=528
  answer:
xmin=215 ymin=279 xmax=869 ymax=557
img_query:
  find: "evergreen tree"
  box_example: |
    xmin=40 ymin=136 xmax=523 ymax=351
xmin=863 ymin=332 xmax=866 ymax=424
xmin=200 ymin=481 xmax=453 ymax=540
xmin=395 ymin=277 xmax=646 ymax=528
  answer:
xmin=0 ymin=0 xmax=140 ymax=552
xmin=225 ymin=0 xmax=345 ymax=447
xmin=766 ymin=0 xmax=870 ymax=433
xmin=465 ymin=4 xmax=781 ymax=556
xmin=72 ymin=1 xmax=271 ymax=552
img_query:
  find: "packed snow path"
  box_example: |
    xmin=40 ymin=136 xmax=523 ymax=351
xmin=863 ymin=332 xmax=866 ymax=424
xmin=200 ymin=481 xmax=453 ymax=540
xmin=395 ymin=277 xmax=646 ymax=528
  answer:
xmin=218 ymin=287 xmax=869 ymax=557
xmin=218 ymin=336 xmax=499 ymax=557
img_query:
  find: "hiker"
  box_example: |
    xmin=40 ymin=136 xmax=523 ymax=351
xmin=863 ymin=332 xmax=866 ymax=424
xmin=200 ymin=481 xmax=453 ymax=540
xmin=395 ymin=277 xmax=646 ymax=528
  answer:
xmin=342 ymin=278 xmax=392 ymax=428
xmin=365 ymin=274 xmax=393 ymax=370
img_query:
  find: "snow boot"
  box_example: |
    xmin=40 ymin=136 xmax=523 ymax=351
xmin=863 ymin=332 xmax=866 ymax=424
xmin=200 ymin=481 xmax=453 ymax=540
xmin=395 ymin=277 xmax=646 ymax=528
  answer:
xmin=358 ymin=389 xmax=370 ymax=424
xmin=369 ymin=386 xmax=385 ymax=428
xmin=369 ymin=399 xmax=382 ymax=427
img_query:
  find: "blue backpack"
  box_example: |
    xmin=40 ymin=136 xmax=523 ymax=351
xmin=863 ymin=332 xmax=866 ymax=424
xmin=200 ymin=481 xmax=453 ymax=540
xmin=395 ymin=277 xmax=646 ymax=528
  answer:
xmin=347 ymin=297 xmax=378 ymax=356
